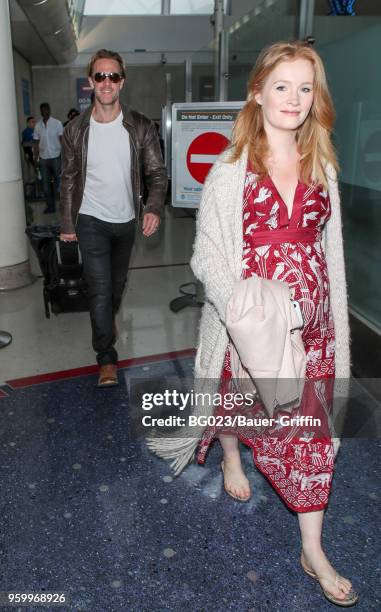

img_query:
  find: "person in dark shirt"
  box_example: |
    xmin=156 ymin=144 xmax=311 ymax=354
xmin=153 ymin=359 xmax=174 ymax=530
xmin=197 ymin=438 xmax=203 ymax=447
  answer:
xmin=63 ymin=108 xmax=80 ymax=127
xmin=21 ymin=116 xmax=36 ymax=180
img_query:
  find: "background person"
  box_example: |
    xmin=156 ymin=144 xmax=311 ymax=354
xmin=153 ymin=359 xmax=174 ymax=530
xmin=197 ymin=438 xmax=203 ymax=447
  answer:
xmin=33 ymin=103 xmax=63 ymax=214
xmin=60 ymin=49 xmax=167 ymax=387
xmin=21 ymin=116 xmax=36 ymax=181
xmin=63 ymin=108 xmax=80 ymax=127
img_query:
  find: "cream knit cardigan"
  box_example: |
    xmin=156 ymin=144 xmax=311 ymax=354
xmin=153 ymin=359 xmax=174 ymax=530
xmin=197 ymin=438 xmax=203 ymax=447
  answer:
xmin=147 ymin=147 xmax=350 ymax=473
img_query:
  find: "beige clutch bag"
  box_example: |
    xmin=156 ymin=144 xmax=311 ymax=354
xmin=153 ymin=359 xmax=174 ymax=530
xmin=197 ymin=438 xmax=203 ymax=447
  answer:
xmin=226 ymin=276 xmax=306 ymax=417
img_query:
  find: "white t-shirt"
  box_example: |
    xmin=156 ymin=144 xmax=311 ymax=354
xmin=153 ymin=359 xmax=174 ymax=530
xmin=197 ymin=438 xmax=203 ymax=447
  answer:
xmin=79 ymin=112 xmax=135 ymax=223
xmin=33 ymin=117 xmax=63 ymax=159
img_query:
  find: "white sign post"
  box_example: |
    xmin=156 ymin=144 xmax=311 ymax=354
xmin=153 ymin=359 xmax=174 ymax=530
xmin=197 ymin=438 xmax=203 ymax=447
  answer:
xmin=171 ymin=101 xmax=244 ymax=208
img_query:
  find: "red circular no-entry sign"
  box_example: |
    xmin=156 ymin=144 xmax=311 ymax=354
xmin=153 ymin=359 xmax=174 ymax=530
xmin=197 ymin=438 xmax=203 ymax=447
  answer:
xmin=186 ymin=132 xmax=229 ymax=184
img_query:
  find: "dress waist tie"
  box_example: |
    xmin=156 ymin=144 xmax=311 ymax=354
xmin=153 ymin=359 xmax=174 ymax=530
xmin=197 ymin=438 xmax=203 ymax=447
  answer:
xmin=250 ymin=228 xmax=321 ymax=247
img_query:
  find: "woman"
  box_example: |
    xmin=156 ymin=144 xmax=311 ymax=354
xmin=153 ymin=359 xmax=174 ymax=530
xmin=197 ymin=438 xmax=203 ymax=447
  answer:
xmin=148 ymin=41 xmax=357 ymax=606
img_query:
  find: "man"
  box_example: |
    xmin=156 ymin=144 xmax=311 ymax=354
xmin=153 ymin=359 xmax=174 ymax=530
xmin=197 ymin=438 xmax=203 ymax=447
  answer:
xmin=33 ymin=103 xmax=63 ymax=213
xmin=60 ymin=49 xmax=167 ymax=387
xmin=21 ymin=116 xmax=36 ymax=181
xmin=63 ymin=108 xmax=80 ymax=127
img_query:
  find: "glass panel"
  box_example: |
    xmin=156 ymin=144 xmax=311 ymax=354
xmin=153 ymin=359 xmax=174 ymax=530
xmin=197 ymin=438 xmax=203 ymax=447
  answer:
xmin=190 ymin=46 xmax=217 ymax=102
xmin=315 ymin=14 xmax=381 ymax=330
xmin=68 ymin=0 xmax=86 ymax=36
xmin=84 ymin=0 xmax=161 ymax=15
xmin=170 ymin=0 xmax=214 ymax=14
xmin=227 ymin=0 xmax=299 ymax=101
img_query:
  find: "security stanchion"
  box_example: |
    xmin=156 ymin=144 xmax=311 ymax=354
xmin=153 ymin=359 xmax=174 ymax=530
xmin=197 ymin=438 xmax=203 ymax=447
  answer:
xmin=0 ymin=331 xmax=12 ymax=348
xmin=169 ymin=280 xmax=204 ymax=313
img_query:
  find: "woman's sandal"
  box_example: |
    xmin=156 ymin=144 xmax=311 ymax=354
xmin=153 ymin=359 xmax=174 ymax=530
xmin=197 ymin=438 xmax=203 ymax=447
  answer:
xmin=301 ymin=553 xmax=359 ymax=607
xmin=221 ymin=461 xmax=251 ymax=502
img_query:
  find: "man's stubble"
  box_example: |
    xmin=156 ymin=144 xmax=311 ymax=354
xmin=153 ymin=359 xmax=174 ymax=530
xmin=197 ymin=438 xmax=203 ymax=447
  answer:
xmin=95 ymin=91 xmax=120 ymax=107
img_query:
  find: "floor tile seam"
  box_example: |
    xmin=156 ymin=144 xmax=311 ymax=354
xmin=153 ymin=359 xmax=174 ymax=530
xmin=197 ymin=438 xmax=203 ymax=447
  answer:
xmin=129 ymin=263 xmax=190 ymax=270
xmin=351 ymin=377 xmax=381 ymax=409
xmin=2 ymin=348 xmax=196 ymax=392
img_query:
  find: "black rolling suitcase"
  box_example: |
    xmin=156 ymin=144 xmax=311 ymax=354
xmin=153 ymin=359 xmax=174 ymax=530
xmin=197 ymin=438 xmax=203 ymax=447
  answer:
xmin=26 ymin=225 xmax=89 ymax=318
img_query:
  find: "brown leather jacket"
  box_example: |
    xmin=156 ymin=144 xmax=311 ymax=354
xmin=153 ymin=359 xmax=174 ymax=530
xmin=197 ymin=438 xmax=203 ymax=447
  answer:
xmin=60 ymin=103 xmax=168 ymax=234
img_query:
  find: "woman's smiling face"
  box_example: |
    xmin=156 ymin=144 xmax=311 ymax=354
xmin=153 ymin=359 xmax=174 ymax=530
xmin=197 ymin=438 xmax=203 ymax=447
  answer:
xmin=254 ymin=58 xmax=315 ymax=133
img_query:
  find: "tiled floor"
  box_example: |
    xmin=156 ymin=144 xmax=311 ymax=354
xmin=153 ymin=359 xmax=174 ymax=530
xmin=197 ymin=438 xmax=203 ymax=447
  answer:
xmin=1 ymin=203 xmax=199 ymax=382
xmin=0 ymin=354 xmax=380 ymax=611
xmin=1 ymin=197 xmax=380 ymax=611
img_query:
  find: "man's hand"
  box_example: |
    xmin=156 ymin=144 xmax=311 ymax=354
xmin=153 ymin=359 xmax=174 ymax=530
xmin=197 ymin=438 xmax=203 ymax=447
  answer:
xmin=142 ymin=212 xmax=160 ymax=237
xmin=60 ymin=233 xmax=77 ymax=242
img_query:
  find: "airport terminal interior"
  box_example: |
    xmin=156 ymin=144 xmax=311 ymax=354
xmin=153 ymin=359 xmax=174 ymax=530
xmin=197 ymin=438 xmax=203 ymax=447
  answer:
xmin=0 ymin=1 xmax=381 ymax=610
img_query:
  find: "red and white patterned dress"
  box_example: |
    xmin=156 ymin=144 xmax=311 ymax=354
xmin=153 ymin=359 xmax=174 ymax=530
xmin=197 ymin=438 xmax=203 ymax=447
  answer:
xmin=197 ymin=163 xmax=337 ymax=512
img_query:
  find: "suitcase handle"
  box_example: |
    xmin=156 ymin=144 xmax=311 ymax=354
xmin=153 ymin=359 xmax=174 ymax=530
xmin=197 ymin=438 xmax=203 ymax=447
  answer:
xmin=56 ymin=240 xmax=82 ymax=265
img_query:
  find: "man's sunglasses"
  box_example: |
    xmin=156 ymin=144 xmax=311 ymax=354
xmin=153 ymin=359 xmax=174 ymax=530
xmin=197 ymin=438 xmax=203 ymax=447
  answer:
xmin=93 ymin=72 xmax=122 ymax=83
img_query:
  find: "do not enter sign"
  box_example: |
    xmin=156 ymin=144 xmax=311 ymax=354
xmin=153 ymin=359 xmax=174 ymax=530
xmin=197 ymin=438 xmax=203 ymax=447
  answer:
xmin=186 ymin=132 xmax=230 ymax=184
xmin=172 ymin=102 xmax=244 ymax=207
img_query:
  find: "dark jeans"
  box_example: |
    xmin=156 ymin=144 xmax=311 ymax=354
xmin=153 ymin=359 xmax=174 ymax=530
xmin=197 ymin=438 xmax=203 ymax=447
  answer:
xmin=76 ymin=214 xmax=136 ymax=366
xmin=39 ymin=156 xmax=61 ymax=211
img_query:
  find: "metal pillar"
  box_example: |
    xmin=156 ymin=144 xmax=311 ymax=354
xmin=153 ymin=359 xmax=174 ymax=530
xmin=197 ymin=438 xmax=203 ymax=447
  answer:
xmin=214 ymin=0 xmax=229 ymax=102
xmin=185 ymin=58 xmax=192 ymax=103
xmin=218 ymin=29 xmax=229 ymax=101
xmin=164 ymin=72 xmax=172 ymax=176
xmin=299 ymin=0 xmax=315 ymax=39
xmin=0 ymin=0 xmax=32 ymax=290
xmin=162 ymin=0 xmax=170 ymax=15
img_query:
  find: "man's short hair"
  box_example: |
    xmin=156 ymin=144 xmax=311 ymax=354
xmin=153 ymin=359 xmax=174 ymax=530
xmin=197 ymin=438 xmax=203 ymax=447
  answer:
xmin=87 ymin=49 xmax=126 ymax=78
xmin=40 ymin=102 xmax=50 ymax=111
xmin=26 ymin=116 xmax=34 ymax=123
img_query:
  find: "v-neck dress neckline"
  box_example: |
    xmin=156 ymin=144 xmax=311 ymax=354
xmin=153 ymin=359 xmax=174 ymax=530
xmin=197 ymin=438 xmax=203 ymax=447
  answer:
xmin=264 ymin=174 xmax=304 ymax=228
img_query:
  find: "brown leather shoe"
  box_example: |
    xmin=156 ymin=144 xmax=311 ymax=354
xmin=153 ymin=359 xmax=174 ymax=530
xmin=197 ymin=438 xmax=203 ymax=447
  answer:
xmin=97 ymin=364 xmax=118 ymax=387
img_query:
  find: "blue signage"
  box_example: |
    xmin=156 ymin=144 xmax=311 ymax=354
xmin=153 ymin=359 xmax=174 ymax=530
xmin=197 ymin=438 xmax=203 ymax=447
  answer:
xmin=22 ymin=78 xmax=31 ymax=115
xmin=329 ymin=0 xmax=356 ymax=15
xmin=76 ymin=78 xmax=93 ymax=112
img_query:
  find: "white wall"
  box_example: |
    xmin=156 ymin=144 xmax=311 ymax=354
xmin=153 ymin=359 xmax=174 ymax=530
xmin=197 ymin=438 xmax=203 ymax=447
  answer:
xmin=32 ymin=64 xmax=187 ymax=122
xmin=12 ymin=49 xmax=34 ymax=180
xmin=78 ymin=15 xmax=214 ymax=56
xmin=13 ymin=49 xmax=33 ymax=137
xmin=31 ymin=61 xmax=220 ymax=121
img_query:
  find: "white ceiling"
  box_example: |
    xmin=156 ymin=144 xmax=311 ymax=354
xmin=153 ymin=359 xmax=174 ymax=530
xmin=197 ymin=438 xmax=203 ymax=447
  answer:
xmin=10 ymin=0 xmax=57 ymax=64
xmin=10 ymin=0 xmax=260 ymax=66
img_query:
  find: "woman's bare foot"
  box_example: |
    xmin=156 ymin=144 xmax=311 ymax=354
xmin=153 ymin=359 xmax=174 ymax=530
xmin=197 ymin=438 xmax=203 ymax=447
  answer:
xmin=301 ymin=547 xmax=357 ymax=605
xmin=221 ymin=453 xmax=251 ymax=501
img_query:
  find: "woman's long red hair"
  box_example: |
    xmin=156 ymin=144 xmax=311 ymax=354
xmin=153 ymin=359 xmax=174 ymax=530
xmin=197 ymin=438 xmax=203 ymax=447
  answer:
xmin=230 ymin=40 xmax=338 ymax=188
